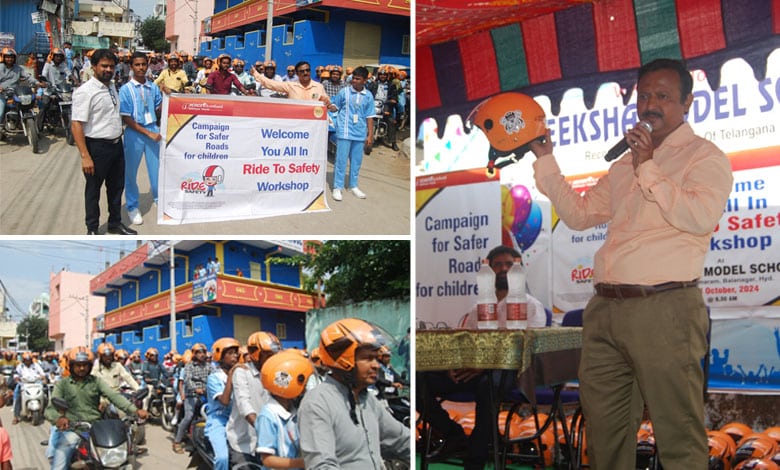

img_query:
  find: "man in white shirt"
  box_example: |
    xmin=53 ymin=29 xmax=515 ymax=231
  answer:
xmin=12 ymin=353 xmax=45 ymax=424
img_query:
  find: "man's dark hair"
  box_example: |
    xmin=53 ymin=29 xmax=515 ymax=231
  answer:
xmin=91 ymin=49 xmax=117 ymax=66
xmin=486 ymin=245 xmax=521 ymax=263
xmin=638 ymin=58 xmax=692 ymax=103
xmin=131 ymin=51 xmax=148 ymax=63
xmin=295 ymin=60 xmax=310 ymax=73
xmin=352 ymin=66 xmax=368 ymax=79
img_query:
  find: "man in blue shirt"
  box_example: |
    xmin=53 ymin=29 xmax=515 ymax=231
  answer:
xmin=119 ymin=51 xmax=163 ymax=226
xmin=326 ymin=66 xmax=374 ymax=202
xmin=206 ymin=338 xmax=241 ymax=470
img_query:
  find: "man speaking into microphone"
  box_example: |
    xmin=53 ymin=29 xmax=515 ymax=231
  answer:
xmin=527 ymin=59 xmax=733 ymax=469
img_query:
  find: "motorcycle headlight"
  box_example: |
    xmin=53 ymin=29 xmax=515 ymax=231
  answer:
xmin=95 ymin=445 xmax=127 ymax=467
xmin=62 ymin=93 xmax=72 ymax=101
xmin=19 ymin=95 xmax=33 ymax=105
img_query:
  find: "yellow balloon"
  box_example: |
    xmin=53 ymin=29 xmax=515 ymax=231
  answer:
xmin=501 ymin=185 xmax=516 ymax=232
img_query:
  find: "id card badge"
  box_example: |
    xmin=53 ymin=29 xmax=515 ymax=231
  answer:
xmin=144 ymin=111 xmax=155 ymax=125
xmin=353 ymin=114 xmax=358 ymax=124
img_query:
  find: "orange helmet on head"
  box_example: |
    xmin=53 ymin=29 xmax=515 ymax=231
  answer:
xmin=145 ymin=347 xmax=159 ymax=360
xmin=191 ymin=343 xmax=207 ymax=354
xmin=212 ymin=337 xmax=241 ymax=362
xmin=734 ymin=459 xmax=780 ymax=470
xmin=232 ymin=58 xmax=244 ymax=67
xmin=67 ymin=346 xmax=94 ymax=368
xmin=114 ymin=348 xmax=128 ymax=362
xmin=246 ymin=332 xmax=282 ymax=362
xmin=467 ymin=92 xmax=547 ymax=174
xmin=182 ymin=349 xmax=193 ymax=364
xmin=1 ymin=47 xmax=17 ymax=58
xmin=97 ymin=343 xmax=115 ymax=357
xmin=319 ymin=318 xmax=384 ymax=372
xmin=261 ymin=350 xmax=315 ymax=399
xmin=21 ymin=352 xmax=32 ymax=362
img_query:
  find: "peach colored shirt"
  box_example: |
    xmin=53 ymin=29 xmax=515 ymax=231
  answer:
xmin=0 ymin=427 xmax=12 ymax=463
xmin=533 ymin=122 xmax=733 ymax=285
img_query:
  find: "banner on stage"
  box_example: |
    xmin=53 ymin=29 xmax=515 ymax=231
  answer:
xmin=158 ymin=94 xmax=330 ymax=224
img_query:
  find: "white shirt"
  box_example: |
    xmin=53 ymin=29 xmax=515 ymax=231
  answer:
xmin=226 ymin=362 xmax=269 ymax=454
xmin=14 ymin=361 xmax=45 ymax=383
xmin=72 ymin=76 xmax=122 ymax=139
xmin=460 ymin=294 xmax=547 ymax=329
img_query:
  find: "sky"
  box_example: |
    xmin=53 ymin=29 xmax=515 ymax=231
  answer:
xmin=131 ymin=0 xmax=157 ymax=20
xmin=0 ymin=241 xmax=143 ymax=321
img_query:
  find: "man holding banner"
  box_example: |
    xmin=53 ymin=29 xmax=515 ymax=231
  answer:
xmin=528 ymin=58 xmax=733 ymax=469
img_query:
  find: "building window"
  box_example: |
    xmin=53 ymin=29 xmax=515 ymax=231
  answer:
xmin=134 ymin=330 xmax=142 ymax=343
xmin=159 ymin=322 xmax=170 ymax=340
xmin=402 ymin=34 xmax=410 ymax=55
xmin=116 ymin=334 xmax=122 ymax=345
xmin=183 ymin=318 xmax=193 ymax=337
xmin=284 ymin=24 xmax=294 ymax=45
xmin=219 ymin=37 xmax=226 ymax=49
xmin=249 ymin=261 xmax=262 ymax=280
xmin=236 ymin=35 xmax=244 ymax=49
xmin=276 ymin=323 xmax=287 ymax=339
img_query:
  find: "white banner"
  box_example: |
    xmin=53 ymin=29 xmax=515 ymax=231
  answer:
xmin=158 ymin=94 xmax=329 ymax=224
xmin=415 ymin=170 xmax=502 ymax=327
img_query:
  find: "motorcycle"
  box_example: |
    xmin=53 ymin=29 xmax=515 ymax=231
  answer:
xmin=160 ymin=377 xmax=177 ymax=432
xmin=36 ymin=80 xmax=74 ymax=145
xmin=189 ymin=401 xmax=262 ymax=470
xmin=0 ymin=365 xmax=14 ymax=406
xmin=371 ymin=98 xmax=389 ymax=147
xmin=19 ymin=377 xmax=46 ymax=426
xmin=1 ymin=82 xmax=41 ymax=153
xmin=50 ymin=388 xmax=148 ymax=470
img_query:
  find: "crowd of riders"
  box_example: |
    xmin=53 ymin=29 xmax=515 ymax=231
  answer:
xmin=4 ymin=317 xmax=409 ymax=469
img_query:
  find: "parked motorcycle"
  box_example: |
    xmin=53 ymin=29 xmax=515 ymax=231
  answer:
xmin=36 ymin=81 xmax=74 ymax=145
xmin=50 ymin=388 xmax=148 ymax=469
xmin=18 ymin=377 xmax=45 ymax=426
xmin=1 ymin=82 xmax=41 ymax=153
xmin=371 ymin=98 xmax=389 ymax=146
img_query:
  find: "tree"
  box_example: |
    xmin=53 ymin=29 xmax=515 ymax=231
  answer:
xmin=276 ymin=241 xmax=409 ymax=307
xmin=139 ymin=18 xmax=169 ymax=53
xmin=16 ymin=315 xmax=53 ymax=352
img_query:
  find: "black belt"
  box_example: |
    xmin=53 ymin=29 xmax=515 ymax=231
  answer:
xmin=594 ymin=280 xmax=699 ymax=299
xmin=86 ymin=136 xmax=122 ymax=144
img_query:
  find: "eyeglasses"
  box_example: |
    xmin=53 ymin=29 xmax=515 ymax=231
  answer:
xmin=297 ymin=68 xmax=311 ymax=74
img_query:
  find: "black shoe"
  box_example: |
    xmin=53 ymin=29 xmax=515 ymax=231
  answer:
xmin=87 ymin=229 xmax=98 ymax=235
xmin=426 ymin=434 xmax=468 ymax=462
xmin=135 ymin=447 xmax=148 ymax=456
xmin=107 ymin=223 xmax=137 ymax=235
xmin=391 ymin=143 xmax=399 ymax=151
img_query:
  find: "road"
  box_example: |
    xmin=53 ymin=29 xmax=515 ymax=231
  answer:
xmin=0 ymin=129 xmax=411 ymax=235
xmin=1 ymin=400 xmax=193 ymax=469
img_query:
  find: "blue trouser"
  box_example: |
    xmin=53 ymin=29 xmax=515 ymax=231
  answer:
xmin=205 ymin=419 xmax=229 ymax=470
xmin=13 ymin=383 xmax=20 ymax=417
xmin=123 ymin=126 xmax=160 ymax=212
xmin=50 ymin=428 xmax=81 ymax=470
xmin=333 ymin=138 xmax=364 ymax=190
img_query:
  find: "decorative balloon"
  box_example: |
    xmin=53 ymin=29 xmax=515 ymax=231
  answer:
xmin=501 ymin=184 xmax=543 ymax=251
xmin=514 ymin=201 xmax=542 ymax=250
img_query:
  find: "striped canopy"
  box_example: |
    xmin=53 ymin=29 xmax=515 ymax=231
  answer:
xmin=417 ymin=0 xmax=780 ymax=131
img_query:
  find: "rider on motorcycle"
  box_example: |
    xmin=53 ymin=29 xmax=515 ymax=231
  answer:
xmin=141 ymin=347 xmax=169 ymax=411
xmin=367 ymin=67 xmax=399 ymax=151
xmin=0 ymin=47 xmax=38 ymax=138
xmin=92 ymin=343 xmax=140 ymax=395
xmin=12 ymin=351 xmax=46 ymax=424
xmin=44 ymin=346 xmax=149 ymax=470
xmin=37 ymin=48 xmax=71 ymax=131
xmin=227 ymin=331 xmax=282 ymax=464
xmin=172 ymin=343 xmax=211 ymax=454
xmin=375 ymin=345 xmax=404 ymax=398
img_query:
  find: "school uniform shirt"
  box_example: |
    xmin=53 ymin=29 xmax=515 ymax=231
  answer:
xmin=119 ymin=77 xmax=163 ymax=130
xmin=227 ymin=362 xmax=269 ymax=454
xmin=72 ymin=76 xmax=122 ymax=139
xmin=206 ymin=369 xmax=231 ymax=427
xmin=298 ymin=375 xmax=410 ymax=469
xmin=255 ymin=397 xmax=301 ymax=468
xmin=332 ymin=85 xmax=374 ymax=141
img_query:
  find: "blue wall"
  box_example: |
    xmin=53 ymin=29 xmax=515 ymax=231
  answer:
xmin=199 ymin=12 xmax=409 ymax=71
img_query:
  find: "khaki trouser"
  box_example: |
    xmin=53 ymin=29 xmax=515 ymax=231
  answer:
xmin=579 ymin=286 xmax=709 ymax=470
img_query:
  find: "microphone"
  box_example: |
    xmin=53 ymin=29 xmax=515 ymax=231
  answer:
xmin=604 ymin=121 xmax=653 ymax=162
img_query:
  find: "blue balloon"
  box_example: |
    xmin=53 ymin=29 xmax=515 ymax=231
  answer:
xmin=514 ymin=201 xmax=542 ymax=250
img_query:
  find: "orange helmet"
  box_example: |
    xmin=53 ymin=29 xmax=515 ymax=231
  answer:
xmin=734 ymin=459 xmax=780 ymax=470
xmin=345 ymin=67 xmax=354 ymax=75
xmin=1 ymin=48 xmax=17 ymax=57
xmin=145 ymin=347 xmax=159 ymax=359
xmin=67 ymin=346 xmax=94 ymax=364
xmin=182 ymin=349 xmax=193 ymax=364
xmin=21 ymin=352 xmax=32 ymax=361
xmin=722 ymin=423 xmax=754 ymax=446
xmin=735 ymin=434 xmax=779 ymax=465
xmin=232 ymin=58 xmax=244 ymax=67
xmin=764 ymin=427 xmax=780 ymax=445
xmin=216 ymin=53 xmax=231 ymax=63
xmin=114 ymin=348 xmax=128 ymax=362
xmin=264 ymin=60 xmax=276 ymax=68
xmin=320 ymin=69 xmax=330 ymax=79
xmin=309 ymin=347 xmax=322 ymax=366
xmin=378 ymin=345 xmax=391 ymax=357
xmin=319 ymin=318 xmax=384 ymax=371
xmin=166 ymin=53 xmax=180 ymax=62
xmin=514 ymin=419 xmax=556 ymax=467
xmin=247 ymin=331 xmax=282 ymax=362
xmin=191 ymin=343 xmax=208 ymax=354
xmin=212 ymin=337 xmax=241 ymax=362
xmin=709 ymin=430 xmax=737 ymax=470
xmin=260 ymin=350 xmax=315 ymax=399
xmin=97 ymin=343 xmax=115 ymax=357
xmin=172 ymin=353 xmax=182 ymax=363
xmin=467 ymin=92 xmax=547 ymax=173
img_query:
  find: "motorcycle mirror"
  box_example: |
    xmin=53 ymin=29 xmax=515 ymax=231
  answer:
xmin=51 ymin=396 xmax=70 ymax=412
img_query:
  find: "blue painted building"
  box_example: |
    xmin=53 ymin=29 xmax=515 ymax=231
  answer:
xmin=197 ymin=0 xmax=409 ymax=73
xmin=91 ymin=240 xmax=319 ymax=356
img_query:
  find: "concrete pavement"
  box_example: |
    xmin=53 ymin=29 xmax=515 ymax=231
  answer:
xmin=0 ymin=130 xmax=411 ymax=235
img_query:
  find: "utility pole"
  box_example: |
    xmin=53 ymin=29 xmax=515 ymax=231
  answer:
xmin=70 ymin=295 xmax=90 ymax=347
xmin=265 ymin=0 xmax=273 ymax=62
xmin=169 ymin=241 xmax=177 ymax=353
